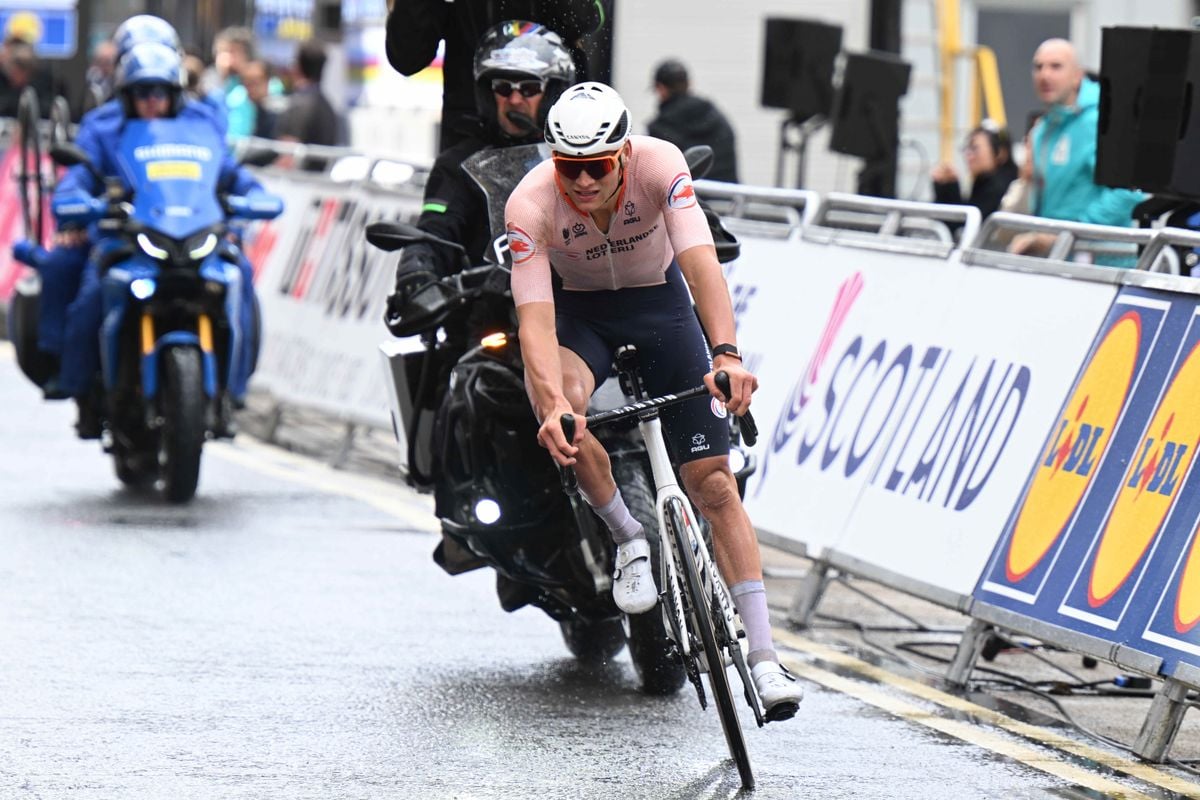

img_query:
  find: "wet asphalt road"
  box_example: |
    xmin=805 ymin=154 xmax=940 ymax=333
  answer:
xmin=0 ymin=356 xmax=1193 ymax=799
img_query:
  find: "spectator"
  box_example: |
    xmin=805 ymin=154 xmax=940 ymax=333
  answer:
xmin=275 ymin=39 xmax=342 ymax=169
xmin=1009 ymin=38 xmax=1143 ymax=260
xmin=0 ymin=38 xmax=55 ymax=118
xmin=84 ymin=40 xmax=117 ymax=105
xmin=647 ymin=58 xmax=739 ymax=183
xmin=241 ymin=60 xmax=279 ymax=139
xmin=930 ymin=121 xmax=1016 ymax=219
xmin=384 ymin=0 xmax=603 ymax=152
xmin=1000 ymin=112 xmax=1043 ymax=215
xmin=208 ymin=26 xmax=256 ymax=140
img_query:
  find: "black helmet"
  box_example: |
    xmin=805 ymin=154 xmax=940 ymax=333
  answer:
xmin=473 ymin=21 xmax=576 ymax=141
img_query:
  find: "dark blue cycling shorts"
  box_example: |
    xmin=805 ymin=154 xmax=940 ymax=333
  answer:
xmin=553 ymin=261 xmax=730 ymax=465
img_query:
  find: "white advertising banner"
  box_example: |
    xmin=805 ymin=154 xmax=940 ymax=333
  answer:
xmin=832 ymin=264 xmax=1119 ymax=597
xmin=245 ymin=175 xmax=423 ymax=426
xmin=728 ymin=235 xmax=969 ymax=555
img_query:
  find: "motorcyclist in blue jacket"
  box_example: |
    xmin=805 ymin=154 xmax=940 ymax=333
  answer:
xmin=28 ymin=15 xmax=196 ymax=401
xmin=55 ymin=41 xmax=271 ymax=437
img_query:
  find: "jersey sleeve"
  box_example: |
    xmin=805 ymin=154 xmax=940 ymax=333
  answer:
xmin=504 ymin=171 xmax=555 ymax=306
xmin=642 ymin=138 xmax=714 ymax=255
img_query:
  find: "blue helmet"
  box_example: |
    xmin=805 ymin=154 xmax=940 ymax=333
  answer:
xmin=113 ymin=15 xmax=180 ymax=64
xmin=116 ymin=41 xmax=184 ymax=116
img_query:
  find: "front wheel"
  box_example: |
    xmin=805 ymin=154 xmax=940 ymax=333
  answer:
xmin=159 ymin=347 xmax=206 ymax=503
xmin=666 ymin=497 xmax=754 ymax=790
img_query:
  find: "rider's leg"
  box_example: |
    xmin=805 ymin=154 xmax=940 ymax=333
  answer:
xmin=59 ymin=263 xmax=103 ymax=438
xmin=555 ymin=346 xmax=656 ymax=614
xmin=681 ymin=456 xmax=803 ymax=719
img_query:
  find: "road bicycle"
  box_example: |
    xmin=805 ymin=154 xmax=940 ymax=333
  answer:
xmin=560 ymin=344 xmax=765 ymax=790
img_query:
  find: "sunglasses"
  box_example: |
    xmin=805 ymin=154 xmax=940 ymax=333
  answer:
xmin=491 ymin=78 xmax=544 ymax=98
xmin=131 ymin=84 xmax=170 ymax=101
xmin=553 ymin=152 xmax=621 ymax=181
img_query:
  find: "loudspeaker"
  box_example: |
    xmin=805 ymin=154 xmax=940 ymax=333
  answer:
xmin=760 ymin=17 xmax=843 ymax=121
xmin=1096 ymin=26 xmax=1200 ymax=198
xmin=828 ymin=50 xmax=912 ymax=160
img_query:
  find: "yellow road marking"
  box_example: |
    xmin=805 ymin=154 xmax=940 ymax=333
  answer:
xmin=207 ymin=434 xmax=436 ymax=530
xmin=774 ymin=629 xmax=1200 ymax=799
xmin=782 ymin=655 xmax=1156 ymax=799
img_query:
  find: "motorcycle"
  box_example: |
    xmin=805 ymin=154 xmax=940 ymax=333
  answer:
xmin=370 ymin=143 xmax=752 ymax=694
xmin=8 ymin=117 xmax=282 ymax=502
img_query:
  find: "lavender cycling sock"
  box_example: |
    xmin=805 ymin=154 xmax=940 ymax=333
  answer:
xmin=730 ymin=580 xmax=777 ymax=667
xmin=587 ymin=486 xmax=644 ymax=545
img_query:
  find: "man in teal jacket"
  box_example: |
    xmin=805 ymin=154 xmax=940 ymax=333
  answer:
xmin=1010 ymin=38 xmax=1143 ymax=263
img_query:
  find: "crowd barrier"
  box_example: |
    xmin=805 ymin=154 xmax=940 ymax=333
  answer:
xmin=5 ymin=134 xmax=1200 ymax=761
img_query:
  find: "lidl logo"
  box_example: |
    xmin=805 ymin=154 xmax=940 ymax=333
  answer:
xmin=1088 ymin=340 xmax=1200 ymax=607
xmin=1005 ymin=311 xmax=1141 ymax=582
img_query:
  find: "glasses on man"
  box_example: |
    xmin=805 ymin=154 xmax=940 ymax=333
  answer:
xmin=491 ymin=78 xmax=544 ymax=99
xmin=552 ymin=151 xmax=621 ymax=181
xmin=130 ymin=84 xmax=170 ymax=101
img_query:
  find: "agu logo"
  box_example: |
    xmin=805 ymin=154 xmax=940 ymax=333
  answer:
xmin=506 ymin=226 xmax=536 ymax=265
xmin=1005 ymin=311 xmax=1141 ymax=582
xmin=1088 ymin=340 xmax=1200 ymax=607
xmin=667 ymin=173 xmax=697 ymax=210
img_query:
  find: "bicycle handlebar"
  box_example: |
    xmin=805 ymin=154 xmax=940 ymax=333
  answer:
xmin=559 ymin=370 xmax=759 ymax=449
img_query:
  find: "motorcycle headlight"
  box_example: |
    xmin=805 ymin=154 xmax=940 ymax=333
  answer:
xmin=474 ymin=498 xmax=501 ymax=525
xmin=136 ymin=232 xmax=170 ymax=261
xmin=130 ymin=278 xmax=156 ymax=300
xmin=187 ymin=233 xmax=218 ymax=260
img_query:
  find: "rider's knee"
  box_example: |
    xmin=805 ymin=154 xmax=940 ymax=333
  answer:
xmin=562 ymin=375 xmax=591 ymax=414
xmin=687 ymin=463 xmax=739 ymax=516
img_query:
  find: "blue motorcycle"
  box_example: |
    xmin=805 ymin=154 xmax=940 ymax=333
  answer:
xmin=36 ymin=118 xmax=281 ymax=501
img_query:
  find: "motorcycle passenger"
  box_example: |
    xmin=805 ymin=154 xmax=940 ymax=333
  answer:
xmin=505 ymin=82 xmax=805 ymax=721
xmin=387 ymin=20 xmax=575 ymax=319
xmin=29 ymin=15 xmax=200 ymax=402
xmin=55 ymin=41 xmax=270 ymax=437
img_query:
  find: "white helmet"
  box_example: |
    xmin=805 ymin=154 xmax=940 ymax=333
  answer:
xmin=544 ymin=81 xmax=631 ymax=156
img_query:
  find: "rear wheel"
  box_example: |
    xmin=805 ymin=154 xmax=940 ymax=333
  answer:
xmin=159 ymin=347 xmax=206 ymax=503
xmin=615 ymin=455 xmax=687 ymax=696
xmin=7 ymin=271 xmax=55 ymax=387
xmin=666 ymin=496 xmax=754 ymax=790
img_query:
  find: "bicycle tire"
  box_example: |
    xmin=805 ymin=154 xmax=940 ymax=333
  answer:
xmin=16 ymin=87 xmax=44 ymax=244
xmin=665 ymin=497 xmax=754 ymax=790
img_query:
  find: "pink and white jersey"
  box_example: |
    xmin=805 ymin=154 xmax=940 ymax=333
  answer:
xmin=504 ymin=135 xmax=714 ymax=306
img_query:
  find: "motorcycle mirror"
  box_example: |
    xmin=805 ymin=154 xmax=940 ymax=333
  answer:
xmin=51 ymin=142 xmax=107 ymax=185
xmin=238 ymin=147 xmax=280 ymax=168
xmin=366 ymin=221 xmax=470 ymax=257
xmin=683 ymin=145 xmax=714 ymax=181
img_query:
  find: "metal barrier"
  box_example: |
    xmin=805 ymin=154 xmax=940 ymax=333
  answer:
xmin=804 ymin=192 xmax=981 ymax=257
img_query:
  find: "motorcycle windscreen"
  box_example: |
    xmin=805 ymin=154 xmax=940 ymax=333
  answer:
xmin=461 ymin=142 xmax=548 ymax=267
xmin=114 ymin=118 xmax=227 ymax=239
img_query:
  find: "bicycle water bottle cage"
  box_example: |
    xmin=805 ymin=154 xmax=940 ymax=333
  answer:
xmin=615 ymin=345 xmax=647 ymax=400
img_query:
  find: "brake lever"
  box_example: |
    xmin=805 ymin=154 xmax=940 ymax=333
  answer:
xmin=713 ymin=370 xmax=758 ymax=448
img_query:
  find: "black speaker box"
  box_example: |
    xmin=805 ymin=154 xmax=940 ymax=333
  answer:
xmin=829 ymin=50 xmax=912 ymax=159
xmin=760 ymin=17 xmax=843 ymax=121
xmin=1097 ymin=26 xmax=1200 ymax=198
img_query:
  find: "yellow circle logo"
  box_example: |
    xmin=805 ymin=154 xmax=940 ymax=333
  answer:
xmin=1006 ymin=312 xmax=1141 ymax=581
xmin=1089 ymin=340 xmax=1200 ymax=606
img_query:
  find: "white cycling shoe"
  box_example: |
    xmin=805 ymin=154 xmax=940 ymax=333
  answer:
xmin=613 ymin=538 xmax=658 ymax=615
xmin=751 ymin=661 xmax=804 ymax=722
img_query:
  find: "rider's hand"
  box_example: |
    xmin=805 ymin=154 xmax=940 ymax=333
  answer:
xmin=385 ymin=244 xmax=440 ymax=324
xmin=537 ymin=405 xmax=583 ymax=467
xmin=707 ymin=356 xmax=758 ymax=417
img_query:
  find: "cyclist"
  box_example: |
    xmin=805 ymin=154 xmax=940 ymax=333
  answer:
xmin=504 ymin=81 xmax=804 ymax=721
xmin=387 ymin=20 xmax=576 ymax=314
xmin=54 ymin=40 xmax=271 ymax=436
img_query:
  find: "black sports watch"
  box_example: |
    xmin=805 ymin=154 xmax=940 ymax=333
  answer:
xmin=711 ymin=343 xmax=741 ymax=360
